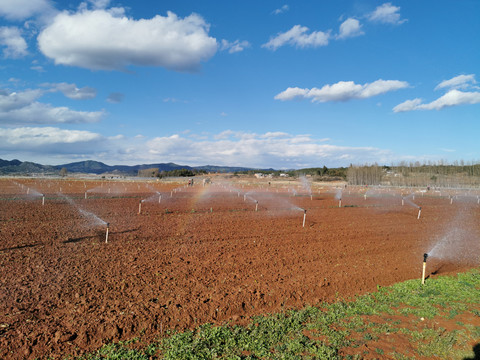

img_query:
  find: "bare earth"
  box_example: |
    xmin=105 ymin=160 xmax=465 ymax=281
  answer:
xmin=0 ymin=177 xmax=479 ymax=359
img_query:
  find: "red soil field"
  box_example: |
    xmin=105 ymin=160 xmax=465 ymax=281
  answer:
xmin=0 ymin=177 xmax=479 ymax=359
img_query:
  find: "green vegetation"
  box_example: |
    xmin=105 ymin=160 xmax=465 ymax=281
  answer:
xmin=76 ymin=268 xmax=480 ymax=359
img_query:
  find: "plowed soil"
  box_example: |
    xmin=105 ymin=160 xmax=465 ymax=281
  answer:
xmin=1 ymin=177 xmax=479 ymax=359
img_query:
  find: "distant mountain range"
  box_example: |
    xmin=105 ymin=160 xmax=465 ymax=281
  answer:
xmin=0 ymin=158 xmax=261 ymax=175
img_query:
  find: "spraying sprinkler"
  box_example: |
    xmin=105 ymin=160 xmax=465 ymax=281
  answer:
xmin=421 ymin=253 xmax=428 ymax=284
xmin=303 ymin=209 xmax=307 ymax=228
xmin=158 ymin=194 xmax=162 ymax=204
xmin=105 ymin=223 xmax=110 ymax=243
xmin=138 ymin=200 xmax=143 ymax=214
xmin=339 ymin=198 xmax=342 ymax=208
xmin=417 ymin=206 xmax=422 ymax=220
xmin=42 ymin=194 xmax=45 ymax=206
xmin=255 ymin=200 xmax=258 ymax=212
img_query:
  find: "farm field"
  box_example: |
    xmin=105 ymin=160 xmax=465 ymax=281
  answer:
xmin=0 ymin=176 xmax=479 ymax=359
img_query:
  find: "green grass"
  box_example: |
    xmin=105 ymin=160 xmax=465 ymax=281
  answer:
xmin=75 ymin=268 xmax=480 ymax=359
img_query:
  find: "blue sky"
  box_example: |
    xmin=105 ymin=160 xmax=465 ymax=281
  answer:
xmin=0 ymin=0 xmax=479 ymax=169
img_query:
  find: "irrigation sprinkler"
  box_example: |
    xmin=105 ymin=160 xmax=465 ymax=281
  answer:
xmin=138 ymin=200 xmax=143 ymax=214
xmin=255 ymin=200 xmax=258 ymax=212
xmin=244 ymin=194 xmax=246 ymax=201
xmin=85 ymin=191 xmax=88 ymax=199
xmin=450 ymin=196 xmax=453 ymax=204
xmin=303 ymin=209 xmax=307 ymax=228
xmin=417 ymin=207 xmax=422 ymax=220
xmin=158 ymin=195 xmax=162 ymax=204
xmin=310 ymin=194 xmax=313 ymax=200
xmin=402 ymin=197 xmax=404 ymax=206
xmin=421 ymin=253 xmax=428 ymax=284
xmin=42 ymin=194 xmax=45 ymax=206
xmin=105 ymin=223 xmax=109 ymax=243
xmin=339 ymin=199 xmax=342 ymax=208
xmin=364 ymin=194 xmax=367 ymax=200
xmin=27 ymin=188 xmax=30 ymax=195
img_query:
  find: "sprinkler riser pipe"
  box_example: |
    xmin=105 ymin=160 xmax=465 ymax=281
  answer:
xmin=303 ymin=210 xmax=307 ymax=228
xmin=417 ymin=208 xmax=421 ymax=219
xmin=105 ymin=224 xmax=109 ymax=243
xmin=421 ymin=262 xmax=426 ymax=284
xmin=42 ymin=195 xmax=45 ymax=206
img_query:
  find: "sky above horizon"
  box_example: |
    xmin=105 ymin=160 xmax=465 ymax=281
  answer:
xmin=0 ymin=0 xmax=479 ymax=169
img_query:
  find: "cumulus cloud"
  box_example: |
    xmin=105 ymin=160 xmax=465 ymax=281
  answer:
xmin=144 ymin=131 xmax=391 ymax=168
xmin=394 ymin=74 xmax=480 ymax=112
xmin=44 ymin=82 xmax=97 ymax=100
xmin=435 ymin=74 xmax=477 ymax=91
xmin=273 ymin=5 xmax=289 ymax=15
xmin=220 ymin=39 xmax=251 ymax=53
xmin=0 ymin=128 xmax=397 ymax=168
xmin=0 ymin=26 xmax=28 ymax=58
xmin=275 ymin=79 xmax=409 ymax=102
xmin=337 ymin=18 xmax=364 ymax=39
xmin=38 ymin=9 xmax=218 ymax=72
xmin=0 ymin=88 xmax=104 ymax=124
xmin=262 ymin=25 xmax=330 ymax=50
xmin=107 ymin=92 xmax=124 ymax=103
xmin=0 ymin=0 xmax=54 ymax=21
xmin=0 ymin=126 xmax=103 ymax=155
xmin=393 ymin=89 xmax=480 ymax=112
xmin=368 ymin=3 xmax=406 ymax=25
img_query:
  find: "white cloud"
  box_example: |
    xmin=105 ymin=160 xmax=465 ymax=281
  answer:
xmin=262 ymin=25 xmax=330 ymax=50
xmin=435 ymin=74 xmax=477 ymax=91
xmin=0 ymin=26 xmax=28 ymax=58
xmin=220 ymin=39 xmax=251 ymax=53
xmin=0 ymin=88 xmax=104 ymax=124
xmin=144 ymin=131 xmax=391 ymax=168
xmin=368 ymin=3 xmax=406 ymax=25
xmin=393 ymin=89 xmax=480 ymax=112
xmin=337 ymin=18 xmax=364 ymax=39
xmin=0 ymin=128 xmax=399 ymax=168
xmin=45 ymin=82 xmax=97 ymax=100
xmin=0 ymin=0 xmax=53 ymax=21
xmin=0 ymin=127 xmax=102 ymax=152
xmin=273 ymin=5 xmax=289 ymax=15
xmin=38 ymin=9 xmax=218 ymax=72
xmin=275 ymin=79 xmax=409 ymax=102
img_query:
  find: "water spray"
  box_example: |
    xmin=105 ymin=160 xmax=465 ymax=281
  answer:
xmin=303 ymin=209 xmax=307 ymax=228
xmin=417 ymin=206 xmax=422 ymax=220
xmin=421 ymin=253 xmax=428 ymax=284
xmin=105 ymin=223 xmax=109 ymax=243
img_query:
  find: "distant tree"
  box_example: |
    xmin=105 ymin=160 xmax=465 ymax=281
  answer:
xmin=59 ymin=167 xmax=68 ymax=177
